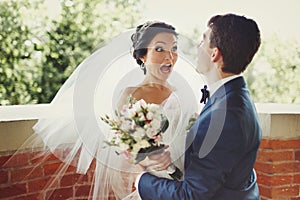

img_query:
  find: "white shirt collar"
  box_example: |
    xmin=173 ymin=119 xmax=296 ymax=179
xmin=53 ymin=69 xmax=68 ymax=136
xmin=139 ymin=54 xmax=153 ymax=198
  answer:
xmin=208 ymin=74 xmax=242 ymax=96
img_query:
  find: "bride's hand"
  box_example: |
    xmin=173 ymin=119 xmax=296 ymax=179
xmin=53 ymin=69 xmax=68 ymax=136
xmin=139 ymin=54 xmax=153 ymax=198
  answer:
xmin=138 ymin=150 xmax=172 ymax=171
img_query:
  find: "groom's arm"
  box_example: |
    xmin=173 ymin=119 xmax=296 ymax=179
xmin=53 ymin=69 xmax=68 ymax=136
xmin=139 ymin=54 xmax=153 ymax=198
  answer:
xmin=136 ymin=110 xmax=244 ymax=200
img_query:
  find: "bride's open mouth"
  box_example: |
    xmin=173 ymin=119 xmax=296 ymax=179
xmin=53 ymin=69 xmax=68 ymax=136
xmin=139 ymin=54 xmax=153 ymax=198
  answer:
xmin=160 ymin=64 xmax=172 ymax=73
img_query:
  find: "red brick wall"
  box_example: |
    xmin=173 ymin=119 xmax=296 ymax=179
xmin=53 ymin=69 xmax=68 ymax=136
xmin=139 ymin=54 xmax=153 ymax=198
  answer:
xmin=255 ymin=138 xmax=300 ymax=200
xmin=0 ymin=150 xmax=118 ymax=200
xmin=1 ymin=138 xmax=300 ymax=200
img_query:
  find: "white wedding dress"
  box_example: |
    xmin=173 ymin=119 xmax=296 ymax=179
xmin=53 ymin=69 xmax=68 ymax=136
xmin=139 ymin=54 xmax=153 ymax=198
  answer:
xmin=121 ymin=90 xmax=196 ymax=200
xmin=5 ymin=30 xmax=204 ymax=200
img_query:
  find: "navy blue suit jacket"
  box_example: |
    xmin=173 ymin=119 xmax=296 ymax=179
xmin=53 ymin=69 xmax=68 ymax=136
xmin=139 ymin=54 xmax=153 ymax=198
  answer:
xmin=138 ymin=77 xmax=262 ymax=200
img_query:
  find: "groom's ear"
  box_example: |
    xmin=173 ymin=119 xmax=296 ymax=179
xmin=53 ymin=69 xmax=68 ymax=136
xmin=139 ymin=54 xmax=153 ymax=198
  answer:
xmin=211 ymin=47 xmax=222 ymax=62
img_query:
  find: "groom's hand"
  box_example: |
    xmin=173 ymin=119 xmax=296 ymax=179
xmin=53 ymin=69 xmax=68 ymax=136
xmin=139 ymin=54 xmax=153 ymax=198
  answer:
xmin=139 ymin=150 xmax=172 ymax=171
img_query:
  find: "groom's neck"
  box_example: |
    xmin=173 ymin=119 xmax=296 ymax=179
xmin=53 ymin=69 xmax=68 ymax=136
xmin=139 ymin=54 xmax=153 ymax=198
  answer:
xmin=205 ymin=67 xmax=237 ymax=85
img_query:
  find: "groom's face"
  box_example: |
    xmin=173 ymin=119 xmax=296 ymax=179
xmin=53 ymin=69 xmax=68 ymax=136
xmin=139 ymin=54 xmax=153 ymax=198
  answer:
xmin=196 ymin=28 xmax=214 ymax=74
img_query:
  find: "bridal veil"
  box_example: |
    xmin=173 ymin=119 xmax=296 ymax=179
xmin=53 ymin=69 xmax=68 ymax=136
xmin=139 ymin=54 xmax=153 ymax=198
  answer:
xmin=5 ymin=29 xmax=205 ymax=199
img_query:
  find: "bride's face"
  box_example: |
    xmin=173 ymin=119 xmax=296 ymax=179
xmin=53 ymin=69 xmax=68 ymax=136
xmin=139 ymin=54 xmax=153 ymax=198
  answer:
xmin=140 ymin=32 xmax=178 ymax=82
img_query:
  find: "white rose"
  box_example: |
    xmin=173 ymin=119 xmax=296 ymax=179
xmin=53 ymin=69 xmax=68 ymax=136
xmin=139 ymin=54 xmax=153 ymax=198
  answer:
xmin=138 ymin=99 xmax=147 ymax=108
xmin=119 ymin=143 xmax=129 ymax=151
xmin=132 ymin=143 xmax=141 ymax=153
xmin=119 ymin=116 xmax=126 ymax=125
xmin=133 ymin=127 xmax=146 ymax=140
xmin=146 ymin=127 xmax=157 ymax=138
xmin=140 ymin=139 xmax=151 ymax=148
xmin=148 ymin=103 xmax=160 ymax=112
xmin=150 ymin=118 xmax=161 ymax=131
xmin=120 ymin=104 xmax=129 ymax=115
xmin=125 ymin=107 xmax=136 ymax=118
xmin=130 ymin=120 xmax=136 ymax=130
xmin=132 ymin=101 xmax=142 ymax=112
xmin=143 ymin=123 xmax=149 ymax=129
xmin=132 ymin=140 xmax=151 ymax=153
xmin=138 ymin=112 xmax=146 ymax=121
xmin=120 ymin=119 xmax=132 ymax=131
xmin=146 ymin=111 xmax=154 ymax=120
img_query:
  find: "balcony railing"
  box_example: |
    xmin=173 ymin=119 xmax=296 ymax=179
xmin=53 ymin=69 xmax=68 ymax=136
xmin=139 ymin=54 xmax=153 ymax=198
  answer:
xmin=0 ymin=103 xmax=299 ymax=200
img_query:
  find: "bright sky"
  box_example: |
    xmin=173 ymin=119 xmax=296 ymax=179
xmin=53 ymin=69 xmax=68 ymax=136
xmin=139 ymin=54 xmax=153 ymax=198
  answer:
xmin=45 ymin=0 xmax=300 ymax=42
xmin=141 ymin=0 xmax=300 ymax=42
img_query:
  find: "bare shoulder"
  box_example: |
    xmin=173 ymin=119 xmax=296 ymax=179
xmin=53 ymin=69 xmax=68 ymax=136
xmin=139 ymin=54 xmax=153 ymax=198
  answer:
xmin=122 ymin=87 xmax=137 ymax=97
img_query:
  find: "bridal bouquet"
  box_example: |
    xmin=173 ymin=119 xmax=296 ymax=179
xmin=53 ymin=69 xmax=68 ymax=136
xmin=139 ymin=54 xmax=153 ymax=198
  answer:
xmin=101 ymin=96 xmax=169 ymax=164
xmin=101 ymin=96 xmax=183 ymax=180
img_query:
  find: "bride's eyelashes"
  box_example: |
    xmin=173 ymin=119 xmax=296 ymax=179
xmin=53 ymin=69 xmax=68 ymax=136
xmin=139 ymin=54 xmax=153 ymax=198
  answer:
xmin=155 ymin=46 xmax=164 ymax=52
xmin=154 ymin=45 xmax=178 ymax=53
xmin=171 ymin=46 xmax=178 ymax=53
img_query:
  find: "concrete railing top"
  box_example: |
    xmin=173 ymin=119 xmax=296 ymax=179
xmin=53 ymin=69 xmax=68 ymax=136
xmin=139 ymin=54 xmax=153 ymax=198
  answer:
xmin=0 ymin=103 xmax=299 ymax=152
xmin=1 ymin=103 xmax=299 ymax=121
xmin=0 ymin=104 xmax=50 ymax=122
xmin=255 ymin=103 xmax=300 ymax=114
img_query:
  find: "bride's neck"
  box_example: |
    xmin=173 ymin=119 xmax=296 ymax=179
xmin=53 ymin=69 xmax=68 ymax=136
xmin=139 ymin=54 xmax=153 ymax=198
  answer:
xmin=141 ymin=77 xmax=170 ymax=88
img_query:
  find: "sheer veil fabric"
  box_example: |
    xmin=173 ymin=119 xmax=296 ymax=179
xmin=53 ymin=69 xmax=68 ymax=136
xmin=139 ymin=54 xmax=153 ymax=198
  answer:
xmin=5 ymin=30 xmax=205 ymax=199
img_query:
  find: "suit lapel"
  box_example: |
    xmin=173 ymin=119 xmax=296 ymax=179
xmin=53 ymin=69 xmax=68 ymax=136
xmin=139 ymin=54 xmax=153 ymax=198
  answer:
xmin=200 ymin=95 xmax=215 ymax=115
xmin=200 ymin=77 xmax=246 ymax=115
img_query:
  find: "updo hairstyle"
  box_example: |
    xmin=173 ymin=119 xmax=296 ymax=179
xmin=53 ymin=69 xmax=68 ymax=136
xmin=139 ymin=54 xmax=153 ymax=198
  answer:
xmin=131 ymin=21 xmax=178 ymax=66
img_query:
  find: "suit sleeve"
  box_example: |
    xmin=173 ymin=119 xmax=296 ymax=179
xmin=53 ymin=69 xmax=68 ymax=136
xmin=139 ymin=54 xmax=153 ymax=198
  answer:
xmin=138 ymin=109 xmax=244 ymax=200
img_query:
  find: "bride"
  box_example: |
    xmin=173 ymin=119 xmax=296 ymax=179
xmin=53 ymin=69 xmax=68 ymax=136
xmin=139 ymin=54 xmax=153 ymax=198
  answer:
xmin=115 ymin=21 xmax=196 ymax=199
xmin=4 ymin=21 xmax=203 ymax=199
xmin=96 ymin=21 xmax=200 ymax=199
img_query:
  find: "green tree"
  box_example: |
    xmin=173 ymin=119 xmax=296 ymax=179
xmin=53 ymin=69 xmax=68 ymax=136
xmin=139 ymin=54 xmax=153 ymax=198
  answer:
xmin=245 ymin=35 xmax=300 ymax=104
xmin=0 ymin=0 xmax=142 ymax=105
xmin=38 ymin=0 xmax=142 ymax=103
xmin=36 ymin=0 xmax=141 ymax=103
xmin=0 ymin=0 xmax=41 ymax=105
xmin=2 ymin=0 xmax=298 ymax=105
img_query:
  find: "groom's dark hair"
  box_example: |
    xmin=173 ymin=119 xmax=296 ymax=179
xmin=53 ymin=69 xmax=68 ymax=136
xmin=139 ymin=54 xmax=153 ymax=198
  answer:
xmin=208 ymin=13 xmax=261 ymax=74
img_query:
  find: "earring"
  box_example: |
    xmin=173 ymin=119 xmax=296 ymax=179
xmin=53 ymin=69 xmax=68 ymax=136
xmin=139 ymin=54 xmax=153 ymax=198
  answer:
xmin=140 ymin=63 xmax=146 ymax=75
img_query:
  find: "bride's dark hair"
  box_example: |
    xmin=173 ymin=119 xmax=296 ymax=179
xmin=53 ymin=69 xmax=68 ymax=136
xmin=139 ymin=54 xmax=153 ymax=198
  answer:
xmin=131 ymin=21 xmax=178 ymax=66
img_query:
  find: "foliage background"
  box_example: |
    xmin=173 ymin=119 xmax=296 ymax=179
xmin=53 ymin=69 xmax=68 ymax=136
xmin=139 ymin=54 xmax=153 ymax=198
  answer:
xmin=1 ymin=0 xmax=299 ymax=105
xmin=0 ymin=0 xmax=141 ymax=105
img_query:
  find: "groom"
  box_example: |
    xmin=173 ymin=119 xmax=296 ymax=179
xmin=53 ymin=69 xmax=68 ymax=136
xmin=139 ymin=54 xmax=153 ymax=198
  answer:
xmin=134 ymin=13 xmax=262 ymax=199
